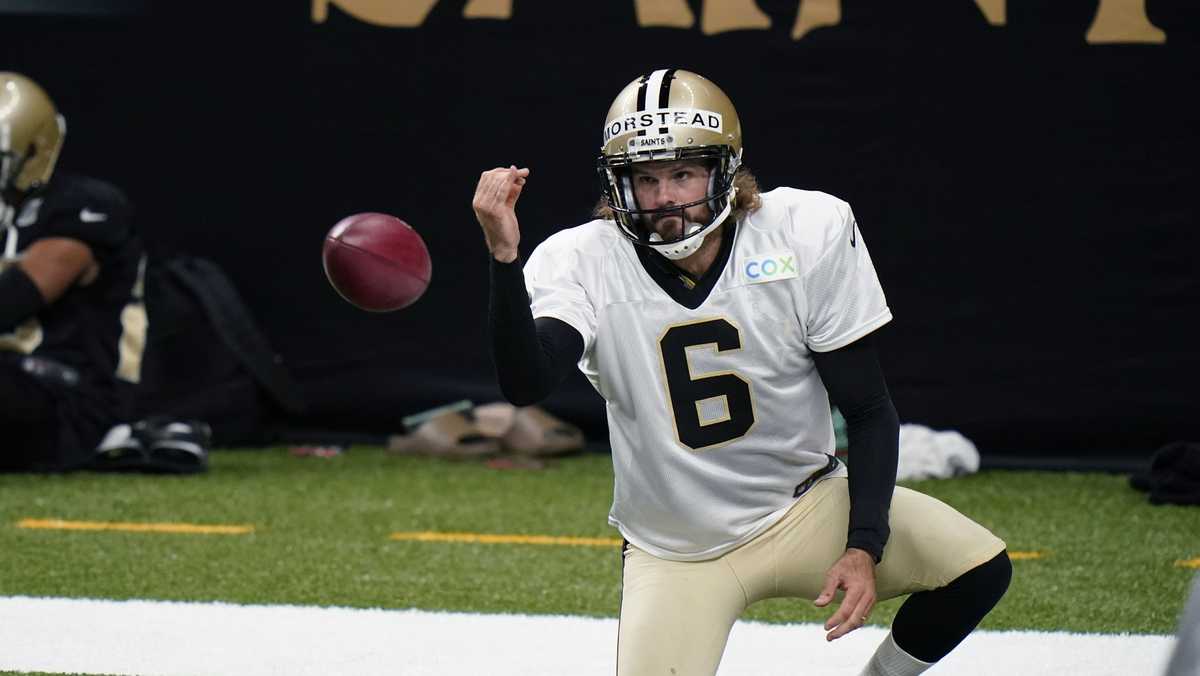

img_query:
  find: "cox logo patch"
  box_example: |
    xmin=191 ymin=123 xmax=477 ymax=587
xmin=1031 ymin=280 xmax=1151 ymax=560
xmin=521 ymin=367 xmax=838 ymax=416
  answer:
xmin=743 ymin=251 xmax=798 ymax=284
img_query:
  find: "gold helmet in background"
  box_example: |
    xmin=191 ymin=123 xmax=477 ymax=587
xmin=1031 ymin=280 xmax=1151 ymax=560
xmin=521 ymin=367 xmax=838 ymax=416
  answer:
xmin=0 ymin=72 xmax=66 ymax=204
xmin=597 ymin=69 xmax=743 ymax=259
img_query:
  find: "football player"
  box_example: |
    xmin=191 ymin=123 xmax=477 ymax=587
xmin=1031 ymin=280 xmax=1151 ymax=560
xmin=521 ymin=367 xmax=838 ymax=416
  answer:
xmin=0 ymin=72 xmax=149 ymax=471
xmin=475 ymin=69 xmax=1011 ymax=675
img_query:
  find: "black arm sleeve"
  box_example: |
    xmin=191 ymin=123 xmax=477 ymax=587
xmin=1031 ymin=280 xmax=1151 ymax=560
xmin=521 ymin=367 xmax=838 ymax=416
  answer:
xmin=811 ymin=333 xmax=899 ymax=563
xmin=488 ymin=256 xmax=584 ymax=406
xmin=0 ymin=265 xmax=46 ymax=332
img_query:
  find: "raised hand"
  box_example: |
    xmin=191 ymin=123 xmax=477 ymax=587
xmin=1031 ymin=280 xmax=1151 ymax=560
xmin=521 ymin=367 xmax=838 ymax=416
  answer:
xmin=472 ymin=165 xmax=530 ymax=263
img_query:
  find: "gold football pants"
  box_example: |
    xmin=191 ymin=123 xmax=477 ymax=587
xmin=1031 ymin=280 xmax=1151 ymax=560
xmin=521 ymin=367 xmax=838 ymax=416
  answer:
xmin=616 ymin=477 xmax=1006 ymax=675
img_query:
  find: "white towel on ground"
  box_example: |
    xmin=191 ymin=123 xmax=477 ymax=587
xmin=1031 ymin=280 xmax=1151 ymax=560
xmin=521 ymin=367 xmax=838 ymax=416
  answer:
xmin=897 ymin=423 xmax=980 ymax=480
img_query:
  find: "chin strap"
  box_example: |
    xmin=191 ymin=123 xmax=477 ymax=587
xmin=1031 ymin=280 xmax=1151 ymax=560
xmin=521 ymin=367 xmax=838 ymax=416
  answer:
xmin=648 ymin=185 xmax=737 ymax=260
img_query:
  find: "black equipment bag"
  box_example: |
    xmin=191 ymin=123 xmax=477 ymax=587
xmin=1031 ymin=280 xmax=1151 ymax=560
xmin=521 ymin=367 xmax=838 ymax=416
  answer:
xmin=136 ymin=256 xmax=305 ymax=446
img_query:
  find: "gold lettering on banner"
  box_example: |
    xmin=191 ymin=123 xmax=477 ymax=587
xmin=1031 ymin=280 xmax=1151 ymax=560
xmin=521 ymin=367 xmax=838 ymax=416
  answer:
xmin=464 ymin=0 xmax=512 ymax=20
xmin=635 ymin=0 xmax=770 ymax=33
xmin=791 ymin=0 xmax=840 ymax=40
xmin=702 ymin=0 xmax=771 ymax=35
xmin=634 ymin=0 xmax=695 ymax=28
xmin=790 ymin=0 xmax=1002 ymax=38
xmin=974 ymin=0 xmax=1005 ymax=25
xmin=312 ymin=0 xmax=1167 ymax=44
xmin=1086 ymin=0 xmax=1165 ymax=44
xmin=311 ymin=0 xmax=511 ymax=24
xmin=312 ymin=0 xmax=443 ymax=26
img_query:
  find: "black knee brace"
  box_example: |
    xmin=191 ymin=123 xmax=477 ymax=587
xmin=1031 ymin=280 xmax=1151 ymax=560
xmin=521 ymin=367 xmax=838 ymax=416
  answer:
xmin=891 ymin=550 xmax=1013 ymax=662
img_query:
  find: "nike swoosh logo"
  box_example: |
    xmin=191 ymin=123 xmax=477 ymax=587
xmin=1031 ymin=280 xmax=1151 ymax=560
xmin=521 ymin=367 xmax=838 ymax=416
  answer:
xmin=80 ymin=208 xmax=109 ymax=223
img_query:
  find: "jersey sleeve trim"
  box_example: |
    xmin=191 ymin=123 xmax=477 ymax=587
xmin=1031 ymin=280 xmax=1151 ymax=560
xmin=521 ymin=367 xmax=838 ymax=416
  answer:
xmin=807 ymin=307 xmax=892 ymax=353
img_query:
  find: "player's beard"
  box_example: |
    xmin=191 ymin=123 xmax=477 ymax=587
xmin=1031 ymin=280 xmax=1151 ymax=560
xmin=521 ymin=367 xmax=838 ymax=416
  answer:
xmin=651 ymin=204 xmax=713 ymax=241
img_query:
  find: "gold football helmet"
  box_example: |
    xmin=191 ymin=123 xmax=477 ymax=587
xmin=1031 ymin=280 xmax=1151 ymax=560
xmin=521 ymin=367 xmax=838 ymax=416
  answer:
xmin=597 ymin=69 xmax=743 ymax=259
xmin=0 ymin=72 xmax=66 ymax=204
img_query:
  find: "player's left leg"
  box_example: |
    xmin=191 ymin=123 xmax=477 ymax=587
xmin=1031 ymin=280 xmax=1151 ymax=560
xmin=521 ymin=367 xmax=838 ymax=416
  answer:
xmin=880 ymin=550 xmax=1010 ymax=661
xmin=860 ymin=549 xmax=1011 ymax=676
xmin=856 ymin=484 xmax=1010 ymax=675
xmin=0 ymin=357 xmax=62 ymax=470
xmin=760 ymin=478 xmax=1009 ymax=675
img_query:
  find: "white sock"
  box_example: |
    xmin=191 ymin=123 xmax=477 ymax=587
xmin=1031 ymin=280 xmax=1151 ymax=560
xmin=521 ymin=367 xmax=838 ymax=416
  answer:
xmin=859 ymin=632 xmax=935 ymax=676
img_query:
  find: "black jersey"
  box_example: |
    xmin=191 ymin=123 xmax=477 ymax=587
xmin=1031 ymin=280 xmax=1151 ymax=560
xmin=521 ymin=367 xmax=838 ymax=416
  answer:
xmin=1 ymin=173 xmax=146 ymax=466
xmin=1 ymin=173 xmax=146 ymax=381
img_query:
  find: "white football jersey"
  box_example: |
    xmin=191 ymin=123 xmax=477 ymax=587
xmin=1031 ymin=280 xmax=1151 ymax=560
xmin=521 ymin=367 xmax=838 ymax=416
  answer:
xmin=524 ymin=188 xmax=892 ymax=561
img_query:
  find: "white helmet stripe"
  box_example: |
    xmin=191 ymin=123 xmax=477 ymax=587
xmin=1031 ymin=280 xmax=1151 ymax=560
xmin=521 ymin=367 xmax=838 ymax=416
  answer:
xmin=644 ymin=69 xmax=669 ymax=109
xmin=637 ymin=69 xmax=677 ymax=138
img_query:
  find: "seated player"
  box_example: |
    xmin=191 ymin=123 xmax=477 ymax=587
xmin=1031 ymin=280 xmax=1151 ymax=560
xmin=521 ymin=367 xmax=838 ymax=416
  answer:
xmin=0 ymin=72 xmax=206 ymax=473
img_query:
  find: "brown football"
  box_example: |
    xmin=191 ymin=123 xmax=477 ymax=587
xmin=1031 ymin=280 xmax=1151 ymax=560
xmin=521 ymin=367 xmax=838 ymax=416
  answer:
xmin=322 ymin=213 xmax=432 ymax=312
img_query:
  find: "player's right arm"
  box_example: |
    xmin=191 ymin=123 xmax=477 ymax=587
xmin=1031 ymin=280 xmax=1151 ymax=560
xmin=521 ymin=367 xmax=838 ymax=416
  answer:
xmin=475 ymin=166 xmax=584 ymax=405
xmin=472 ymin=165 xmax=529 ymax=263
xmin=18 ymin=237 xmax=98 ymax=302
xmin=0 ymin=237 xmax=96 ymax=332
xmin=1 ymin=175 xmax=130 ymax=332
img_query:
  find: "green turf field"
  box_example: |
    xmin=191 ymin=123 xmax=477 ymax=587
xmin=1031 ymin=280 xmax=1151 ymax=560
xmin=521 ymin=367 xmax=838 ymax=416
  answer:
xmin=1 ymin=447 xmax=1196 ymax=635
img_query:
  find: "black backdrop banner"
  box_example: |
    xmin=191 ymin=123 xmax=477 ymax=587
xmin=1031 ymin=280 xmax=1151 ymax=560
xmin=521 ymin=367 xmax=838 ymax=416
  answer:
xmin=4 ymin=1 xmax=1197 ymax=463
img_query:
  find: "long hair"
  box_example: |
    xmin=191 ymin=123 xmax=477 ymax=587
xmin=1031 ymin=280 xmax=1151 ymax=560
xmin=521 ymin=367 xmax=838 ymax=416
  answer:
xmin=592 ymin=166 xmax=763 ymax=223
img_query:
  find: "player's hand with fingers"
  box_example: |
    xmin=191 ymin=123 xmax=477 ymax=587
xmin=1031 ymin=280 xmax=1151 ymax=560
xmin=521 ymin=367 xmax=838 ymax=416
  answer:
xmin=813 ymin=547 xmax=877 ymax=641
xmin=472 ymin=165 xmax=530 ymax=263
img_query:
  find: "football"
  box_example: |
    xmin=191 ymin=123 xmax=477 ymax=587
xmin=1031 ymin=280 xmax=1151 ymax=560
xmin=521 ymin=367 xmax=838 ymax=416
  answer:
xmin=322 ymin=213 xmax=432 ymax=312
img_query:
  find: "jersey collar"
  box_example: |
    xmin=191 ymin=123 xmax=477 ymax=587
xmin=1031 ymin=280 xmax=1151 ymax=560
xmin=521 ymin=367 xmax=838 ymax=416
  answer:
xmin=634 ymin=219 xmax=737 ymax=310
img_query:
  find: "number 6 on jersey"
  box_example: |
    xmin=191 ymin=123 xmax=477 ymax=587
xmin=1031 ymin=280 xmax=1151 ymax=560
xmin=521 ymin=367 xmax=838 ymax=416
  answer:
xmin=659 ymin=318 xmax=756 ymax=450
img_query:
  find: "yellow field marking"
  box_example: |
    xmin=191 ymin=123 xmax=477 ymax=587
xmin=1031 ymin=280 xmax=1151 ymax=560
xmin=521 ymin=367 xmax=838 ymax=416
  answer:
xmin=1175 ymin=558 xmax=1200 ymax=569
xmin=16 ymin=518 xmax=254 ymax=536
xmin=1008 ymin=551 xmax=1043 ymax=560
xmin=390 ymin=531 xmax=622 ymax=547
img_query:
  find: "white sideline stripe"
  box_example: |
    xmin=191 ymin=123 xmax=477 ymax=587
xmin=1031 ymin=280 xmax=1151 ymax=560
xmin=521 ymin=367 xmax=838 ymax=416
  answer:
xmin=0 ymin=596 xmax=1176 ymax=676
